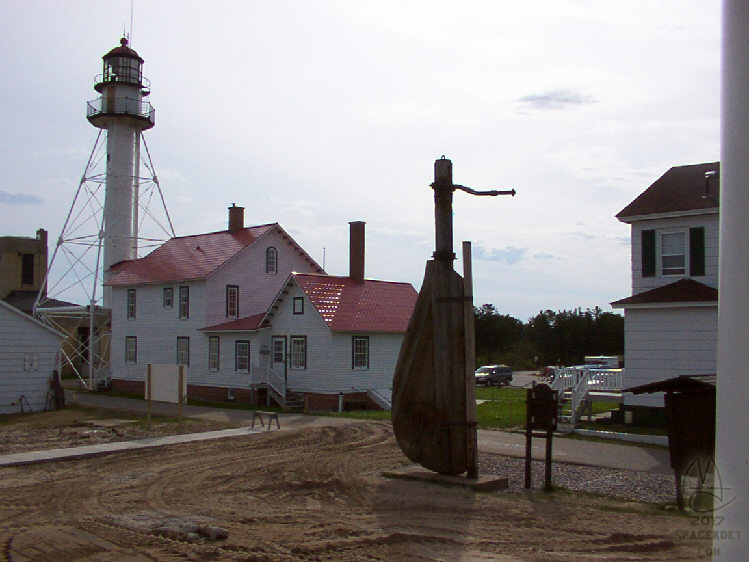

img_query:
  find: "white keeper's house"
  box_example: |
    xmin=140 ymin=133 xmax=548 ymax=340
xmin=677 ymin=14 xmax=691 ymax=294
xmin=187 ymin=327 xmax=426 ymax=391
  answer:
xmin=106 ymin=206 xmax=416 ymax=410
xmin=612 ymin=162 xmax=719 ymax=424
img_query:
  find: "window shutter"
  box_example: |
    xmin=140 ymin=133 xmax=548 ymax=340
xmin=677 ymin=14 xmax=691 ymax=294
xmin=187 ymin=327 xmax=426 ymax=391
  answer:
xmin=641 ymin=229 xmax=656 ymax=277
xmin=690 ymin=227 xmax=705 ymax=277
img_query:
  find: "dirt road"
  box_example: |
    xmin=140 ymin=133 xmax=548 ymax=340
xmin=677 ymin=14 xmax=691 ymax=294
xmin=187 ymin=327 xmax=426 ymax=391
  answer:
xmin=0 ymin=421 xmax=707 ymax=561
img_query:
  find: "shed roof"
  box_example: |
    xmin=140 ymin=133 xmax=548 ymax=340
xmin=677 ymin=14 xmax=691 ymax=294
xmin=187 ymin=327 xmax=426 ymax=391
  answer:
xmin=200 ymin=313 xmax=267 ymax=333
xmin=616 ymin=162 xmax=719 ymax=222
xmin=3 ymin=291 xmax=78 ymax=316
xmin=105 ymin=223 xmax=323 ymax=286
xmin=625 ymin=374 xmax=716 ymax=394
xmin=0 ymin=299 xmax=66 ymax=339
xmin=611 ymin=279 xmax=718 ymax=308
xmin=286 ymin=273 xmax=418 ymax=333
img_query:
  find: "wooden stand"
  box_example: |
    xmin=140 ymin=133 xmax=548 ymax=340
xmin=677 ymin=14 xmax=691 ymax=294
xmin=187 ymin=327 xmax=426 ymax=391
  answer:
xmin=524 ymin=383 xmax=558 ymax=491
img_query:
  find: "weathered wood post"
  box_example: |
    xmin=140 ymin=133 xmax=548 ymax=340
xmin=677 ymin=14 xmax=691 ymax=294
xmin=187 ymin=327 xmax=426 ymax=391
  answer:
xmin=463 ymin=241 xmax=478 ymax=479
xmin=392 ymin=157 xmax=514 ymax=477
xmin=146 ymin=363 xmax=152 ymax=432
xmin=178 ymin=365 xmax=184 ymax=434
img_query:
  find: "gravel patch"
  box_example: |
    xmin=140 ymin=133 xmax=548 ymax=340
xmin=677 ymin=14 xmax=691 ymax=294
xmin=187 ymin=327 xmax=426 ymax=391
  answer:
xmin=480 ymin=453 xmax=687 ymax=506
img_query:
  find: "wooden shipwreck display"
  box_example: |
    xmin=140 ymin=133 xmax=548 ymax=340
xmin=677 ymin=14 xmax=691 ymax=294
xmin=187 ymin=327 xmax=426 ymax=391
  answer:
xmin=392 ymin=157 xmax=515 ymax=477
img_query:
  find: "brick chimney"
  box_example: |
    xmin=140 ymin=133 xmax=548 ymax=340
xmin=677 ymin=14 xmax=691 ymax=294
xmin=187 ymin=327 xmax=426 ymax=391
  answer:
xmin=228 ymin=203 xmax=244 ymax=233
xmin=349 ymin=221 xmax=365 ymax=283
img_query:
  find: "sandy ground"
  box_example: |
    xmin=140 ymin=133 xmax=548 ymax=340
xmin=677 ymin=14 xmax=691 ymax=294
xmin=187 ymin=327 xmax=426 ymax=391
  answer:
xmin=0 ymin=416 xmax=711 ymax=561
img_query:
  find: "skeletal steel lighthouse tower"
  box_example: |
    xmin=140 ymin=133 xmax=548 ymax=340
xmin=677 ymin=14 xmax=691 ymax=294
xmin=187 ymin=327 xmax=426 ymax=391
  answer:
xmin=87 ymin=37 xmax=155 ymax=304
xmin=35 ymin=38 xmax=173 ymax=389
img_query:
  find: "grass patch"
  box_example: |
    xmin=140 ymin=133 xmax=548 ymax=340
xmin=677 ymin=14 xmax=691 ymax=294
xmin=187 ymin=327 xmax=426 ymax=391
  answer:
xmin=590 ymin=402 xmax=618 ymax=415
xmin=476 ymin=386 xmax=527 ymax=429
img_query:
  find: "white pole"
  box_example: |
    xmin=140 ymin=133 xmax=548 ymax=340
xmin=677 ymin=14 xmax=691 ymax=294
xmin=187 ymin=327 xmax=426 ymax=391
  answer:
xmin=715 ymin=1 xmax=749 ymax=557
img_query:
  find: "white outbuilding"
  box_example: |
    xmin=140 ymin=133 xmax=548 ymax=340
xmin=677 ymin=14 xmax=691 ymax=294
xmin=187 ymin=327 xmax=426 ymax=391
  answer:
xmin=0 ymin=299 xmax=65 ymax=414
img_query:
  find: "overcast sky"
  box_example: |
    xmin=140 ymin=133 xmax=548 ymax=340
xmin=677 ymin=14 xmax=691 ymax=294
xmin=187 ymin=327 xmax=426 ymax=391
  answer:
xmin=0 ymin=1 xmax=720 ymax=321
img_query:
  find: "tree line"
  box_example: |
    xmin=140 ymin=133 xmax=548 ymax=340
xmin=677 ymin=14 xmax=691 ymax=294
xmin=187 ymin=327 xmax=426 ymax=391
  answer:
xmin=473 ymin=304 xmax=624 ymax=370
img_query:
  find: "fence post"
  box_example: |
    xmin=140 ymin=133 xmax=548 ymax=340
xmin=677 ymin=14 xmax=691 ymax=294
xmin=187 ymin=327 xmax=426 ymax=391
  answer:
xmin=146 ymin=364 xmax=152 ymax=432
xmin=178 ymin=365 xmax=184 ymax=434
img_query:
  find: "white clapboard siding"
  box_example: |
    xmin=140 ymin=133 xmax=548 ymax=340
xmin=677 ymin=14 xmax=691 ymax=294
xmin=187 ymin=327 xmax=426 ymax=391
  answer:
xmin=623 ymin=306 xmax=717 ymax=408
xmin=109 ymin=228 xmax=319 ymax=389
xmin=110 ymin=280 xmax=206 ymax=383
xmin=204 ymin=229 xmax=320 ymax=325
xmin=269 ymin=282 xmax=404 ymax=394
xmin=0 ymin=301 xmax=63 ymax=414
xmin=630 ymin=213 xmax=719 ymax=295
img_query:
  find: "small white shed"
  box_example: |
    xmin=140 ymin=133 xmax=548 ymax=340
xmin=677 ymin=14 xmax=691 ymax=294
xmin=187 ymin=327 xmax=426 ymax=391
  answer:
xmin=0 ymin=300 xmax=64 ymax=414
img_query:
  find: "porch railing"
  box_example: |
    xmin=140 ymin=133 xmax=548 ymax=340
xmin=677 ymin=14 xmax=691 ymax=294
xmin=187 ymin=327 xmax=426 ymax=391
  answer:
xmin=251 ymin=365 xmax=286 ymax=407
xmin=552 ymin=367 xmax=624 ymax=426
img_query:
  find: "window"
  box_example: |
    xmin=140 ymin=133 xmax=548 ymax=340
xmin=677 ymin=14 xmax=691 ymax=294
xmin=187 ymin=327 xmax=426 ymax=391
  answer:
xmin=266 ymin=247 xmax=278 ymax=274
xmin=208 ymin=336 xmax=220 ymax=371
xmin=21 ymin=254 xmax=34 ymax=285
xmin=226 ymin=285 xmax=239 ymax=318
xmin=352 ymin=336 xmax=369 ymax=369
xmin=127 ymin=289 xmax=136 ymax=319
xmin=177 ymin=337 xmax=190 ymax=366
xmin=659 ymin=230 xmax=686 ymax=276
xmin=235 ymin=340 xmax=250 ymax=372
xmin=163 ymin=287 xmax=174 ymax=308
xmin=179 ymin=286 xmax=189 ymax=319
xmin=290 ymin=336 xmax=307 ymax=369
xmin=293 ymin=297 xmax=304 ymax=315
xmin=272 ymin=337 xmax=285 ymax=363
xmin=125 ymin=336 xmax=137 ymax=364
xmin=642 ymin=227 xmax=705 ymax=279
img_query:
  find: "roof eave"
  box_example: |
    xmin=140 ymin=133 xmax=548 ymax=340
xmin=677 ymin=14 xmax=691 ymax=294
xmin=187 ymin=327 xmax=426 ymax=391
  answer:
xmin=199 ymin=325 xmax=269 ymax=333
xmin=616 ymin=207 xmax=719 ymax=224
xmin=106 ymin=276 xmax=206 ymax=287
xmin=611 ymin=300 xmax=717 ymax=310
xmin=331 ymin=328 xmax=407 ymax=334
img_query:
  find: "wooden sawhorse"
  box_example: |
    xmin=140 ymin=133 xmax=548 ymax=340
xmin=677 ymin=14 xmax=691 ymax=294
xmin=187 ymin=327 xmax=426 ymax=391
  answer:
xmin=251 ymin=410 xmax=281 ymax=431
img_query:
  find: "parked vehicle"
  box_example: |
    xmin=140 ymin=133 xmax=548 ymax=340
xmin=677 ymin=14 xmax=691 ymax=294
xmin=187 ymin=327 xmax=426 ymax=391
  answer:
xmin=539 ymin=366 xmax=556 ymax=379
xmin=474 ymin=365 xmax=513 ymax=386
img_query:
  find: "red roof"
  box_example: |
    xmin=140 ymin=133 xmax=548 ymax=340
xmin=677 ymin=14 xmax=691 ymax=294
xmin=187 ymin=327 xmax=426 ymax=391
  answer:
xmin=611 ymin=279 xmax=718 ymax=308
xmin=293 ymin=273 xmax=417 ymax=333
xmin=616 ymin=162 xmax=719 ymax=222
xmin=105 ymin=224 xmax=321 ymax=286
xmin=200 ymin=313 xmax=267 ymax=332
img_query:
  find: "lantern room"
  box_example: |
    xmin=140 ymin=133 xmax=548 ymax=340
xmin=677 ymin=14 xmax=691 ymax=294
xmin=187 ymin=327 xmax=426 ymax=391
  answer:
xmin=94 ymin=37 xmax=148 ymax=93
xmin=87 ymin=37 xmax=155 ymax=129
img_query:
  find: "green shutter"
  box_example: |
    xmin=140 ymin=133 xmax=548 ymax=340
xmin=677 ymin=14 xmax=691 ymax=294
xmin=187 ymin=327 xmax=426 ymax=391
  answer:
xmin=642 ymin=229 xmax=656 ymax=277
xmin=690 ymin=227 xmax=706 ymax=277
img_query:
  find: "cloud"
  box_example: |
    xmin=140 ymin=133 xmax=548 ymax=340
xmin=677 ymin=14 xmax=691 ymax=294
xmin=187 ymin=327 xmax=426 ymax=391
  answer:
xmin=515 ymin=89 xmax=597 ymax=111
xmin=0 ymin=190 xmax=42 ymax=205
xmin=473 ymin=245 xmax=528 ymax=264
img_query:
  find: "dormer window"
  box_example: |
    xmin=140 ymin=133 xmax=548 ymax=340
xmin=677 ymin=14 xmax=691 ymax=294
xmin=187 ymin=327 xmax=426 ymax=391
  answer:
xmin=266 ymin=247 xmax=277 ymax=274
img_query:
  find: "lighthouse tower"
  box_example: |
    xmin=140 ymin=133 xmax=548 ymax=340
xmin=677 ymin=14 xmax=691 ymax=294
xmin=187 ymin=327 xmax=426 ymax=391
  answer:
xmin=34 ymin=38 xmax=171 ymax=390
xmin=87 ymin=37 xmax=155 ymax=305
